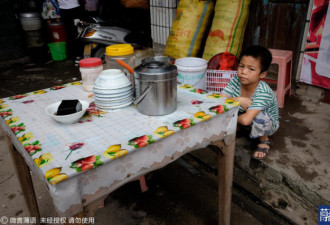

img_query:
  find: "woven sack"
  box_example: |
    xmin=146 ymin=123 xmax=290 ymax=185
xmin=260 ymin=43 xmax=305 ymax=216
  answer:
xmin=164 ymin=0 xmax=214 ymax=59
xmin=202 ymin=0 xmax=251 ymax=60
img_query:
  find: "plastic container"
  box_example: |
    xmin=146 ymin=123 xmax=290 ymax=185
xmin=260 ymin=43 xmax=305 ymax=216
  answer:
xmin=48 ymin=42 xmax=67 ymax=61
xmin=105 ymin=44 xmax=135 ymax=77
xmin=48 ymin=23 xmax=67 ymax=42
xmin=205 ymin=69 xmax=237 ymax=93
xmin=19 ymin=12 xmax=42 ymax=31
xmin=175 ymin=57 xmax=208 ymax=89
xmin=79 ymin=58 xmax=103 ymax=92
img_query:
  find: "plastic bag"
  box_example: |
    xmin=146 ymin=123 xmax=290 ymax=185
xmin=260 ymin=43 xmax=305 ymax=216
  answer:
xmin=207 ymin=52 xmax=239 ymax=70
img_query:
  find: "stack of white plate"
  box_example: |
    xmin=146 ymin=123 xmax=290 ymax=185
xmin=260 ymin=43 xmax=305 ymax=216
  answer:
xmin=93 ymin=69 xmax=134 ymax=111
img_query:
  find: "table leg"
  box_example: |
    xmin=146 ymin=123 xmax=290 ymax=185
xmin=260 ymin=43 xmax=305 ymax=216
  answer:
xmin=6 ymin=135 xmax=41 ymax=225
xmin=209 ymin=139 xmax=235 ymax=225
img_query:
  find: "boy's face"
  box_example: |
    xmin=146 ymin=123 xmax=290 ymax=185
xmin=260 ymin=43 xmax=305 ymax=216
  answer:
xmin=237 ymin=56 xmax=267 ymax=86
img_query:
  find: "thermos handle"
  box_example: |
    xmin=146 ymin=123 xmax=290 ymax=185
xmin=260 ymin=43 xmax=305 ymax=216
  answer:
xmin=133 ymin=82 xmax=155 ymax=105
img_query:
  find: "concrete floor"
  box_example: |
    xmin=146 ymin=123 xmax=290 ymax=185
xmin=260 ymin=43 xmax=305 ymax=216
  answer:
xmin=0 ymin=56 xmax=329 ymax=225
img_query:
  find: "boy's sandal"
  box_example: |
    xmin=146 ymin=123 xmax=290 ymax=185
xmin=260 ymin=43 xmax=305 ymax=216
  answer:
xmin=252 ymin=140 xmax=272 ymax=160
xmin=259 ymin=140 xmax=272 ymax=148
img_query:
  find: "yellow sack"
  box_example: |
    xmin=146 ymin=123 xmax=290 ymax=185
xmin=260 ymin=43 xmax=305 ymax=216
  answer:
xmin=164 ymin=0 xmax=214 ymax=59
xmin=202 ymin=0 xmax=250 ymax=60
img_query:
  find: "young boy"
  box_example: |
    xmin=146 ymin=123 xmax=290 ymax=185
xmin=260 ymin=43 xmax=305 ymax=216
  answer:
xmin=220 ymin=45 xmax=279 ymax=160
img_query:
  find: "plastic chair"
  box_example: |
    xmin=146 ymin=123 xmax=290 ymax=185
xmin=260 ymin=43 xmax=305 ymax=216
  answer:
xmin=262 ymin=49 xmax=293 ymax=108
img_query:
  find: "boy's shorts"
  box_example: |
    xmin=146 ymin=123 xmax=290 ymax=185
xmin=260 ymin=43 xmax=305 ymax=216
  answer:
xmin=250 ymin=110 xmax=273 ymax=138
xmin=238 ymin=111 xmax=274 ymax=139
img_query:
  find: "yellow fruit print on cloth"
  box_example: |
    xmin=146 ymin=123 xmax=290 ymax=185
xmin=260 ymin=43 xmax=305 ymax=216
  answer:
xmin=0 ymin=109 xmax=13 ymax=119
xmin=154 ymin=126 xmax=175 ymax=138
xmin=70 ymin=155 xmax=103 ymax=172
xmin=190 ymin=88 xmax=208 ymax=94
xmin=104 ymin=144 xmax=128 ymax=159
xmin=18 ymin=133 xmax=33 ymax=144
xmin=173 ymin=118 xmax=196 ymax=129
xmin=128 ymin=135 xmax=155 ymax=148
xmin=207 ymin=93 xmax=221 ymax=99
xmin=0 ymin=99 xmax=3 ymax=104
xmin=24 ymin=140 xmax=42 ymax=156
xmin=10 ymin=123 xmax=25 ymax=135
xmin=0 ymin=104 xmax=8 ymax=110
xmin=69 ymin=81 xmax=82 ymax=85
xmin=50 ymin=85 xmax=66 ymax=90
xmin=194 ymin=111 xmax=212 ymax=121
xmin=32 ymin=90 xmax=47 ymax=94
xmin=45 ymin=167 xmax=68 ymax=185
xmin=209 ymin=105 xmax=228 ymax=114
xmin=179 ymin=84 xmax=193 ymax=89
xmin=6 ymin=117 xmax=19 ymax=125
xmin=9 ymin=94 xmax=28 ymax=100
xmin=34 ymin=153 xmax=53 ymax=168
xmin=224 ymin=98 xmax=240 ymax=106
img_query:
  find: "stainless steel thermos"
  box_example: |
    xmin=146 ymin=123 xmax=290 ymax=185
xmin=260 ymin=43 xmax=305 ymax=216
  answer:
xmin=133 ymin=57 xmax=177 ymax=116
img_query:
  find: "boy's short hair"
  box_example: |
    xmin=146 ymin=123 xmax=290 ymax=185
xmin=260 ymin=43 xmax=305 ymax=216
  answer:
xmin=239 ymin=45 xmax=272 ymax=73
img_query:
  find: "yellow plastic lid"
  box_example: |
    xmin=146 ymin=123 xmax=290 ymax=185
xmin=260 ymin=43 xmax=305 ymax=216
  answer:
xmin=106 ymin=44 xmax=134 ymax=56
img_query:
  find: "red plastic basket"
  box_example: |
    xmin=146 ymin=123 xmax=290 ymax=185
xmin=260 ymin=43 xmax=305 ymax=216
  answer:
xmin=205 ymin=69 xmax=237 ymax=93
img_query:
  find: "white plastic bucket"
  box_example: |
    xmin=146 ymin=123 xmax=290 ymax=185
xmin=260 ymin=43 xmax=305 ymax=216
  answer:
xmin=175 ymin=57 xmax=208 ymax=89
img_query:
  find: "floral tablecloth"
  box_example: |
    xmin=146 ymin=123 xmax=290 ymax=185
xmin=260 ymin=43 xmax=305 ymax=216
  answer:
xmin=0 ymin=82 xmax=239 ymax=216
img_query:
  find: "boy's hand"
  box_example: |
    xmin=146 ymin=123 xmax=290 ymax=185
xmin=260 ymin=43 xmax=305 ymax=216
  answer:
xmin=238 ymin=97 xmax=252 ymax=110
xmin=228 ymin=97 xmax=252 ymax=110
xmin=219 ymin=94 xmax=252 ymax=110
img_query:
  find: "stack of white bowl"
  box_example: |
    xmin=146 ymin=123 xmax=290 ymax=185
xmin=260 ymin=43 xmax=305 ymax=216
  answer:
xmin=93 ymin=69 xmax=134 ymax=111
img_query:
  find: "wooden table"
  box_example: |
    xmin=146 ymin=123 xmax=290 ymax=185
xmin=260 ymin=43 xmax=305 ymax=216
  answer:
xmin=0 ymin=82 xmax=238 ymax=225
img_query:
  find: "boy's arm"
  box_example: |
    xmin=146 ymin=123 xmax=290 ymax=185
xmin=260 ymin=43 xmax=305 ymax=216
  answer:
xmin=238 ymin=109 xmax=260 ymax=126
xmin=220 ymin=93 xmax=252 ymax=110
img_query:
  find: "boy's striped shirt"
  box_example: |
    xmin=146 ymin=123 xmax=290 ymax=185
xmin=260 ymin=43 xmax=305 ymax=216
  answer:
xmin=222 ymin=76 xmax=279 ymax=135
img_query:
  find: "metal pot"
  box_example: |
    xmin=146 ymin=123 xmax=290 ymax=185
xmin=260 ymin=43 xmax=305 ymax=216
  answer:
xmin=133 ymin=57 xmax=177 ymax=116
xmin=141 ymin=56 xmax=175 ymax=65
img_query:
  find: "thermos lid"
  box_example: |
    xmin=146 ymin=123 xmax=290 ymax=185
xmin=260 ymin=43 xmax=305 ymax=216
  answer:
xmin=134 ymin=59 xmax=177 ymax=80
xmin=142 ymin=56 xmax=175 ymax=65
